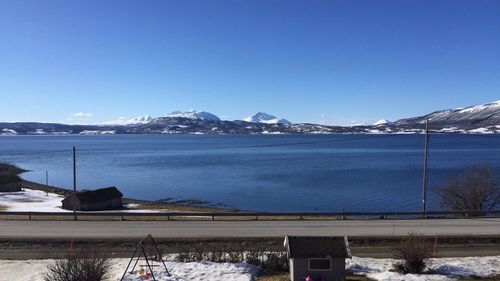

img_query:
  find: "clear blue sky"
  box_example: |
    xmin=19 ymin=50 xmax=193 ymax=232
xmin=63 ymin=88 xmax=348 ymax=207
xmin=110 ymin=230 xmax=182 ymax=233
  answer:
xmin=1 ymin=0 xmax=499 ymax=125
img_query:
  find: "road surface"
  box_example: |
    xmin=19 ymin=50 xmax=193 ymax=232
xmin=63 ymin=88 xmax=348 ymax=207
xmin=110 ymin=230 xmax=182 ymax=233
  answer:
xmin=0 ymin=218 xmax=499 ymax=238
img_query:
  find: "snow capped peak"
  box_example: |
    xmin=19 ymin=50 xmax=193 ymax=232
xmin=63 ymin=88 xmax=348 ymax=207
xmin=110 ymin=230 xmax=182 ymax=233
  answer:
xmin=100 ymin=115 xmax=153 ymax=126
xmin=454 ymin=100 xmax=500 ymax=114
xmin=165 ymin=109 xmax=220 ymax=121
xmin=373 ymin=119 xmax=390 ymax=125
xmin=246 ymin=112 xmax=276 ymax=121
xmin=394 ymin=99 xmax=500 ymax=127
xmin=129 ymin=115 xmax=152 ymax=123
xmin=243 ymin=112 xmax=292 ymax=125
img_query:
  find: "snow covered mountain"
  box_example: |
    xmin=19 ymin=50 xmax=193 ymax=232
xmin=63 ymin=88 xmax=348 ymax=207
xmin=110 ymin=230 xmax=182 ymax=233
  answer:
xmin=164 ymin=109 xmax=220 ymax=121
xmin=100 ymin=115 xmax=153 ymax=126
xmin=373 ymin=119 xmax=390 ymax=126
xmin=243 ymin=112 xmax=292 ymax=125
xmin=1 ymin=101 xmax=499 ymax=135
xmin=130 ymin=115 xmax=153 ymax=123
xmin=393 ymin=100 xmax=500 ymax=129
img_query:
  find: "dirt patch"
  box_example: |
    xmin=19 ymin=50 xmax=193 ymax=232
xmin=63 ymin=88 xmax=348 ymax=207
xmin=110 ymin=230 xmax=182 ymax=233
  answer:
xmin=0 ymin=205 xmax=7 ymax=211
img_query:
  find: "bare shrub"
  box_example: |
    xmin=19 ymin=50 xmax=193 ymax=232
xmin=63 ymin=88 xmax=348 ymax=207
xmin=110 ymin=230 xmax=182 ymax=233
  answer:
xmin=43 ymin=251 xmax=111 ymax=281
xmin=392 ymin=233 xmax=432 ymax=274
xmin=258 ymin=252 xmax=288 ymax=273
xmin=176 ymin=242 xmax=288 ymax=274
xmin=439 ymin=165 xmax=500 ymax=215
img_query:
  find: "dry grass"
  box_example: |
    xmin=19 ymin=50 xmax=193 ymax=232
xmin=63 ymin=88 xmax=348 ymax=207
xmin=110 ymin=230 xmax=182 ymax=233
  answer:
xmin=0 ymin=205 xmax=7 ymax=211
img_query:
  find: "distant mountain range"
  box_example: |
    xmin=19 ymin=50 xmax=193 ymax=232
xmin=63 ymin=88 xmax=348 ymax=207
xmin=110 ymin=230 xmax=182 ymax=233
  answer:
xmin=1 ymin=101 xmax=499 ymax=135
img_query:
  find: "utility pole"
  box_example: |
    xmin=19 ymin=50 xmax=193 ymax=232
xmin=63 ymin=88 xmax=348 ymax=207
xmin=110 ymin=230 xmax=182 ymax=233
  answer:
xmin=45 ymin=171 xmax=49 ymax=196
xmin=73 ymin=146 xmax=77 ymax=220
xmin=422 ymin=119 xmax=430 ymax=217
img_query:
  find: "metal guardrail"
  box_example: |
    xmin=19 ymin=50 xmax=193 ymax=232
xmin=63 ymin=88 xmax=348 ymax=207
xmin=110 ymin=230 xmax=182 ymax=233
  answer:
xmin=0 ymin=210 xmax=499 ymax=221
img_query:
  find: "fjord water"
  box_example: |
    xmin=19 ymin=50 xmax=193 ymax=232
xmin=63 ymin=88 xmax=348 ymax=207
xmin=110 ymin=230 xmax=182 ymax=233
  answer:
xmin=1 ymin=134 xmax=499 ymax=212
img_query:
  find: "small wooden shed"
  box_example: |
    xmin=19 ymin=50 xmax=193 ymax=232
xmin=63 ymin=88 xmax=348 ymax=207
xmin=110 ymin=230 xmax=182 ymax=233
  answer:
xmin=62 ymin=186 xmax=123 ymax=211
xmin=284 ymin=236 xmax=352 ymax=281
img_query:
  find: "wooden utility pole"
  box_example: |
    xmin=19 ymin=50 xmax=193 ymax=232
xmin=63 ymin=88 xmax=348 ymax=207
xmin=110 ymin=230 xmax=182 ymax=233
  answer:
xmin=73 ymin=146 xmax=77 ymax=220
xmin=45 ymin=171 xmax=49 ymax=196
xmin=422 ymin=119 xmax=430 ymax=216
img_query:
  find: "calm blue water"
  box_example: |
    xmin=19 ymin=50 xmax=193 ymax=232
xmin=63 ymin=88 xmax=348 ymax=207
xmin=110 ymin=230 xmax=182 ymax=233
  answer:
xmin=0 ymin=134 xmax=499 ymax=212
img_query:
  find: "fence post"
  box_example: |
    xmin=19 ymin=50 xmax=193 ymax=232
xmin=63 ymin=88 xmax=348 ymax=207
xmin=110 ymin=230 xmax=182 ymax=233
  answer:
xmin=28 ymin=212 xmax=31 ymax=221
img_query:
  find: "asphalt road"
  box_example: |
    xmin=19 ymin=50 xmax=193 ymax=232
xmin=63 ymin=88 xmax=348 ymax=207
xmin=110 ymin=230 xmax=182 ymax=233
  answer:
xmin=0 ymin=218 xmax=499 ymax=238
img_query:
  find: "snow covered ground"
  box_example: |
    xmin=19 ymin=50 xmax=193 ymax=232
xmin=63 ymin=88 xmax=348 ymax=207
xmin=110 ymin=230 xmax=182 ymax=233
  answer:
xmin=0 ymin=189 xmax=67 ymax=212
xmin=0 ymin=258 xmax=259 ymax=281
xmin=347 ymin=256 xmax=500 ymax=281
xmin=0 ymin=256 xmax=498 ymax=281
xmin=0 ymin=189 xmax=152 ymax=212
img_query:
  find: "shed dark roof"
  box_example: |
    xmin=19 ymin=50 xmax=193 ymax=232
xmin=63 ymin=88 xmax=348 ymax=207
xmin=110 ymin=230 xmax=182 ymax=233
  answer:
xmin=284 ymin=236 xmax=351 ymax=259
xmin=65 ymin=187 xmax=123 ymax=203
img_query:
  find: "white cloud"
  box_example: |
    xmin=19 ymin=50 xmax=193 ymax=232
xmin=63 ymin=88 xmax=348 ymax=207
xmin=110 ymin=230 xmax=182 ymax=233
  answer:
xmin=71 ymin=112 xmax=94 ymax=117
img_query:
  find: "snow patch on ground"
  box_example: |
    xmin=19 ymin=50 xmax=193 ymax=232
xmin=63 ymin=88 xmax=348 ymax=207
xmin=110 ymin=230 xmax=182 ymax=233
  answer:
xmin=1 ymin=129 xmax=17 ymax=135
xmin=348 ymin=256 xmax=500 ymax=281
xmin=0 ymin=189 xmax=153 ymax=213
xmin=0 ymin=189 xmax=67 ymax=212
xmin=467 ymin=127 xmax=494 ymax=134
xmin=0 ymin=256 xmax=498 ymax=281
xmin=79 ymin=130 xmax=117 ymax=135
xmin=0 ymin=259 xmax=259 ymax=281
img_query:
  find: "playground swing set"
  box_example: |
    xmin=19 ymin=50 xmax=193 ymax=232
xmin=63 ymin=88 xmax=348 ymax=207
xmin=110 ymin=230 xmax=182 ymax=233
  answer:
xmin=120 ymin=234 xmax=171 ymax=281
